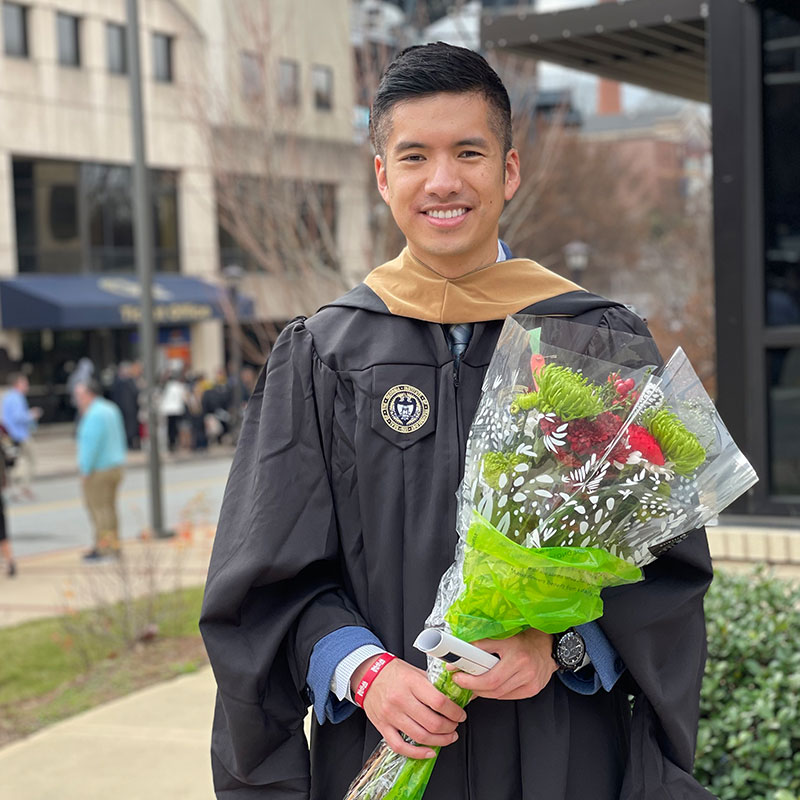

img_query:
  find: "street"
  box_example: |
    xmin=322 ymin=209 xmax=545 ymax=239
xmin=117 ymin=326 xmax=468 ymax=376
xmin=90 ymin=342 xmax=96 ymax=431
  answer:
xmin=6 ymin=456 xmax=232 ymax=558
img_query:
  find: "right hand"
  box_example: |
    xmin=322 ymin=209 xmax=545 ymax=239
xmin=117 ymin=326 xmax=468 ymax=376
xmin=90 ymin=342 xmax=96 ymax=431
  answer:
xmin=353 ymin=657 xmax=466 ymax=760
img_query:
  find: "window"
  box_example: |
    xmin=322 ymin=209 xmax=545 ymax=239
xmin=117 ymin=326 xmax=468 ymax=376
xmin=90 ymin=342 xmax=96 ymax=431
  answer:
xmin=278 ymin=59 xmax=299 ymax=106
xmin=217 ymin=176 xmax=338 ymax=273
xmin=57 ymin=12 xmax=80 ymax=67
xmin=763 ymin=6 xmax=800 ymax=326
xmin=312 ymin=65 xmax=333 ymax=110
xmin=240 ymin=51 xmax=262 ymax=98
xmin=768 ymin=348 xmax=800 ymax=495
xmin=152 ymin=32 xmax=173 ymax=82
xmin=106 ymin=22 xmax=127 ymax=74
xmin=12 ymin=158 xmax=179 ymax=274
xmin=2 ymin=2 xmax=27 ymax=57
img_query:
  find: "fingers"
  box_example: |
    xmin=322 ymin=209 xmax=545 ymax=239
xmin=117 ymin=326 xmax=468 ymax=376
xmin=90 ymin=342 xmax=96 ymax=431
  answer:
xmin=412 ymin=682 xmax=468 ymax=724
xmin=405 ymin=695 xmax=462 ymax=735
xmin=397 ymin=714 xmax=460 ymax=749
xmin=382 ymin=729 xmax=436 ymax=761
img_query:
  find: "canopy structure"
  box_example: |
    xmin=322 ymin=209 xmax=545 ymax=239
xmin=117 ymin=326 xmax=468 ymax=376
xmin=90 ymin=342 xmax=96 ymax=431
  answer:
xmin=482 ymin=0 xmax=708 ymax=102
xmin=0 ymin=274 xmax=254 ymax=330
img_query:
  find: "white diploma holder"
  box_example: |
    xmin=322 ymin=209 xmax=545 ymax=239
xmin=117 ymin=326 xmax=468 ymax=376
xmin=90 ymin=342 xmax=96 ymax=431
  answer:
xmin=413 ymin=629 xmax=499 ymax=676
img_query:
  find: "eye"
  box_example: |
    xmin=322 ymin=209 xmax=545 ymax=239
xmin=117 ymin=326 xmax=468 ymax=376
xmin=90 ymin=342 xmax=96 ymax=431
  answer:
xmin=400 ymin=154 xmax=425 ymax=162
xmin=459 ymin=150 xmax=483 ymax=158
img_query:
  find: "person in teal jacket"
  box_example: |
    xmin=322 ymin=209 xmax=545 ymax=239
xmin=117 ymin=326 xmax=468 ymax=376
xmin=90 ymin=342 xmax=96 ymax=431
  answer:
xmin=74 ymin=380 xmax=127 ymax=561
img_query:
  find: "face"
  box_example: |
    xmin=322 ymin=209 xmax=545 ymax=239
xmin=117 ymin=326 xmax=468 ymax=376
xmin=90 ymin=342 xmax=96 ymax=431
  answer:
xmin=375 ymin=92 xmax=520 ymax=278
xmin=74 ymin=385 xmax=92 ymax=413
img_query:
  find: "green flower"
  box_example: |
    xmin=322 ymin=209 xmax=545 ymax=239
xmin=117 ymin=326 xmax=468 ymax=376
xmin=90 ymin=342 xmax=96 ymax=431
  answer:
xmin=510 ymin=364 xmax=604 ymax=421
xmin=643 ymin=407 xmax=706 ymax=475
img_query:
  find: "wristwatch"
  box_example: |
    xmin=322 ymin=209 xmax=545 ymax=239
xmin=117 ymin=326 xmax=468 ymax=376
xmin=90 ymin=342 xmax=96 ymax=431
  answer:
xmin=552 ymin=628 xmax=587 ymax=672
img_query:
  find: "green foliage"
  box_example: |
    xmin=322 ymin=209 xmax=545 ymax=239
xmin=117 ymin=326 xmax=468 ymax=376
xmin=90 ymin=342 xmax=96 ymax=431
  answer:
xmin=511 ymin=364 xmax=604 ymax=420
xmin=0 ymin=586 xmax=204 ymax=706
xmin=644 ymin=406 xmax=706 ymax=475
xmin=696 ymin=569 xmax=800 ymax=800
xmin=481 ymin=451 xmax=526 ymax=491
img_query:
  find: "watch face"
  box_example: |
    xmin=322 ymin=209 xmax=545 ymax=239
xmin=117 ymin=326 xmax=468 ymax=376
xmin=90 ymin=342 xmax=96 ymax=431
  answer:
xmin=557 ymin=631 xmax=585 ymax=669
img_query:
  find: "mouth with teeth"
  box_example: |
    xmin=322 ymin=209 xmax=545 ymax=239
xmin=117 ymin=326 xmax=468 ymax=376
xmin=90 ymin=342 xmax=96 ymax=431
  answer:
xmin=422 ymin=207 xmax=470 ymax=227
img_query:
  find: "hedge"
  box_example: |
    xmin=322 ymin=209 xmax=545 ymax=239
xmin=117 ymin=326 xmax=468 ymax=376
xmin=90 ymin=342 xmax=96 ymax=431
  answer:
xmin=695 ymin=567 xmax=800 ymax=800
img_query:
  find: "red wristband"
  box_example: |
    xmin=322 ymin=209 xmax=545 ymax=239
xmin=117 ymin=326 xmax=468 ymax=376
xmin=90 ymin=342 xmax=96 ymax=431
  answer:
xmin=354 ymin=653 xmax=396 ymax=708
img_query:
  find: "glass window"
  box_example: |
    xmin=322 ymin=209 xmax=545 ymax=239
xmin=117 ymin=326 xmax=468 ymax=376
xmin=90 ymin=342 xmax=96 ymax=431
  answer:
xmin=12 ymin=158 xmax=179 ymax=274
xmin=2 ymin=2 xmax=27 ymax=57
xmin=240 ymin=51 xmax=262 ymax=98
xmin=767 ymin=348 xmax=800 ymax=495
xmin=763 ymin=5 xmax=800 ymax=326
xmin=106 ymin=22 xmax=127 ymax=74
xmin=57 ymin=12 xmax=80 ymax=67
xmin=13 ymin=159 xmax=81 ymax=273
xmin=216 ymin=176 xmax=338 ymax=273
xmin=152 ymin=32 xmax=172 ymax=82
xmin=312 ymin=65 xmax=333 ymax=110
xmin=278 ymin=59 xmax=299 ymax=106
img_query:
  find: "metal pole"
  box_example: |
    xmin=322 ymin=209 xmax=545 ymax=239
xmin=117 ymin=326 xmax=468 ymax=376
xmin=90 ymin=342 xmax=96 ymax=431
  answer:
xmin=126 ymin=0 xmax=167 ymax=538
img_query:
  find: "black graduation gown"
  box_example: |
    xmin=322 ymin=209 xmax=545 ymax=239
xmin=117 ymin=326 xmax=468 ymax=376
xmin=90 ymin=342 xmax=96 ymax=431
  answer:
xmin=199 ymin=285 xmax=715 ymax=800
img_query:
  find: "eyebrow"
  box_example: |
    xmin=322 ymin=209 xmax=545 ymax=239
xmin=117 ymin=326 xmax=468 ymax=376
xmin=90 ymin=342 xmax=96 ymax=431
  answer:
xmin=392 ymin=137 xmax=491 ymax=154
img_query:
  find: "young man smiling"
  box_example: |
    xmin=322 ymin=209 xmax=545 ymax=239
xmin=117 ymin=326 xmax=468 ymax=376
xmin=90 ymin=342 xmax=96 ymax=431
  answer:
xmin=201 ymin=43 xmax=713 ymax=800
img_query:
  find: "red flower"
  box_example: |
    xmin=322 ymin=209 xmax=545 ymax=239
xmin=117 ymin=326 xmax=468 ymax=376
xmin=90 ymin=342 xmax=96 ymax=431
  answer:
xmin=628 ymin=424 xmax=665 ymax=465
xmin=566 ymin=412 xmax=623 ymax=455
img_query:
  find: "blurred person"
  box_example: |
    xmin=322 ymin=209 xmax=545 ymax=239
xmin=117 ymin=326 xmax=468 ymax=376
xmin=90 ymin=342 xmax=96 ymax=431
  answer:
xmin=1 ymin=373 xmax=42 ymax=500
xmin=67 ymin=357 xmax=95 ymax=406
xmin=159 ymin=367 xmax=188 ymax=452
xmin=240 ymin=366 xmax=257 ymax=404
xmin=187 ymin=374 xmax=209 ymax=451
xmin=110 ymin=361 xmax=141 ymax=450
xmin=202 ymin=370 xmax=232 ymax=444
xmin=74 ymin=380 xmax=127 ymax=561
xmin=0 ymin=424 xmax=16 ymax=576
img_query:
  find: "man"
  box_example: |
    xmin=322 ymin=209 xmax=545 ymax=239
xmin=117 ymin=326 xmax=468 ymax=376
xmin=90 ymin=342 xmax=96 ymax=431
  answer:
xmin=1 ymin=373 xmax=42 ymax=500
xmin=74 ymin=380 xmax=127 ymax=561
xmin=201 ymin=44 xmax=713 ymax=799
xmin=110 ymin=361 xmax=141 ymax=450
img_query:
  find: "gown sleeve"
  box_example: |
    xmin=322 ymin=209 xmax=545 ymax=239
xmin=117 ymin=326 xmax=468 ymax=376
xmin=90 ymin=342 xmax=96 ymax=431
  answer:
xmin=200 ymin=318 xmax=369 ymax=799
xmin=589 ymin=305 xmax=716 ymax=799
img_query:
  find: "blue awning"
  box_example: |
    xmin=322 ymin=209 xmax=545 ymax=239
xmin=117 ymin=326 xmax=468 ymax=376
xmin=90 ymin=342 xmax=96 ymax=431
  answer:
xmin=0 ymin=274 xmax=255 ymax=330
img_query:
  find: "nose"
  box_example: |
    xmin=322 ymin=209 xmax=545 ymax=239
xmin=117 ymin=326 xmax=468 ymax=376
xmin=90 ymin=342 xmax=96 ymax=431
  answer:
xmin=424 ymin=156 xmax=462 ymax=198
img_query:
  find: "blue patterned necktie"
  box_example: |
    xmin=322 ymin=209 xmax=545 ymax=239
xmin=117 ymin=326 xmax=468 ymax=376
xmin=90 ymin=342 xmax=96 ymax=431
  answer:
xmin=448 ymin=323 xmax=474 ymax=367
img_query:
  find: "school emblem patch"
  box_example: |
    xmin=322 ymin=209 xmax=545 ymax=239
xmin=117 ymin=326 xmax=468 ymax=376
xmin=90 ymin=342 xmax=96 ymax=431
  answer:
xmin=381 ymin=384 xmax=430 ymax=434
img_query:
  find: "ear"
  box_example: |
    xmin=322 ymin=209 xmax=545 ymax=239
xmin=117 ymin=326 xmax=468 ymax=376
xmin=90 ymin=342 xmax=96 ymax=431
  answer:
xmin=375 ymin=154 xmax=390 ymax=204
xmin=504 ymin=148 xmax=521 ymax=202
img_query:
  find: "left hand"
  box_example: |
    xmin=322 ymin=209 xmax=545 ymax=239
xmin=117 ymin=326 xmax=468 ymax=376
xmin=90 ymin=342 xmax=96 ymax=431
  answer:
xmin=447 ymin=629 xmax=557 ymax=701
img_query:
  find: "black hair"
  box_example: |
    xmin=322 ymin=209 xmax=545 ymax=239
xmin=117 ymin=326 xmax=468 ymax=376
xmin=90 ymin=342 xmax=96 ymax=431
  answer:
xmin=369 ymin=42 xmax=512 ymax=157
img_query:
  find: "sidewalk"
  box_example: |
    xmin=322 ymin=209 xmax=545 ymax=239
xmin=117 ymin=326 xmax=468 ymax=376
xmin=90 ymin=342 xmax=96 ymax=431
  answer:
xmin=0 ymin=668 xmax=218 ymax=800
xmin=0 ymin=536 xmax=214 ymax=627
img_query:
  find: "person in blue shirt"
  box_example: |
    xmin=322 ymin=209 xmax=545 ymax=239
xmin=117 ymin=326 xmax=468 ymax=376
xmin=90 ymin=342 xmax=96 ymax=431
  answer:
xmin=0 ymin=373 xmax=42 ymax=500
xmin=74 ymin=380 xmax=127 ymax=561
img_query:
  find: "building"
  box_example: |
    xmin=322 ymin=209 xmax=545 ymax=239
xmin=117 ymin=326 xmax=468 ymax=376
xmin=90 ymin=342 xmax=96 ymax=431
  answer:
xmin=484 ymin=0 xmax=800 ymax=515
xmin=580 ymin=104 xmax=711 ymax=222
xmin=0 ymin=0 xmax=369 ymax=419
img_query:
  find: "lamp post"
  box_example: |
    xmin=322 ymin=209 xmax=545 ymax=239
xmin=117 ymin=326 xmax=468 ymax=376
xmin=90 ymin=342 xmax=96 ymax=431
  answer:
xmin=563 ymin=240 xmax=590 ymax=285
xmin=127 ymin=0 xmax=170 ymax=538
xmin=223 ymin=265 xmax=244 ymax=444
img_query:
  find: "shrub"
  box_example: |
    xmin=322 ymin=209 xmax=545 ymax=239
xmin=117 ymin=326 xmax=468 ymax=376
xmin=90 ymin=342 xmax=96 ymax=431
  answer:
xmin=696 ymin=568 xmax=800 ymax=799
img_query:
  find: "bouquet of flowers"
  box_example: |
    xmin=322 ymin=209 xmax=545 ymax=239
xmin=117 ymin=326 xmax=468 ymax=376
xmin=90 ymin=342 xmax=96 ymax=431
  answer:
xmin=344 ymin=315 xmax=757 ymax=800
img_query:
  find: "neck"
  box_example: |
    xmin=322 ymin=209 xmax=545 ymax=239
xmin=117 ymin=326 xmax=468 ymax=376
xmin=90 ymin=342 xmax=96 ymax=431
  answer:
xmin=406 ymin=239 xmax=499 ymax=280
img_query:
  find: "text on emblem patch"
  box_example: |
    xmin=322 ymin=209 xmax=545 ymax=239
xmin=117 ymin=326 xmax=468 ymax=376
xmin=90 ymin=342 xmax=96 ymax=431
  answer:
xmin=381 ymin=384 xmax=430 ymax=433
